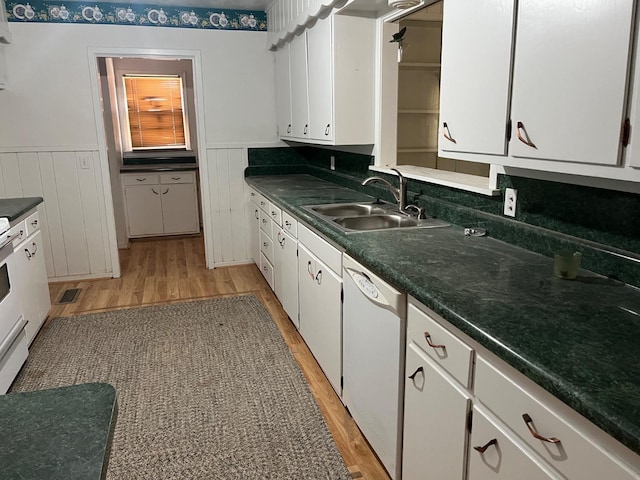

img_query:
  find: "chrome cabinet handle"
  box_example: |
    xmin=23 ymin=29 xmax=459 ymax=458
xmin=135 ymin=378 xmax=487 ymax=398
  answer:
xmin=277 ymin=231 xmax=285 ymax=247
xmin=474 ymin=438 xmax=497 ymax=453
xmin=271 ymin=211 xmax=277 ymax=217
xmin=325 ymin=124 xmax=330 ymax=136
xmin=522 ymin=414 xmax=560 ymax=443
xmin=287 ymin=124 xmax=291 ymax=134
xmin=424 ymin=332 xmax=446 ymax=351
xmin=516 ymin=121 xmax=537 ymax=148
xmin=263 ymin=242 xmax=268 ymax=247
xmin=260 ymin=201 xmax=266 ymax=207
xmin=250 ymin=192 xmax=256 ymax=197
xmin=151 ymin=188 xmax=159 ymax=195
xmin=31 ymin=220 xmax=38 ymax=228
xmin=171 ymin=177 xmax=181 ymax=180
xmin=304 ymin=124 xmax=308 ymax=135
xmin=254 ymin=209 xmax=259 ymax=220
xmin=136 ymin=177 xmax=146 ymax=182
xmin=261 ymin=218 xmax=267 ymax=225
xmin=162 ymin=188 xmax=169 ymax=195
xmin=17 ymin=230 xmax=24 ymax=240
xmin=443 ymin=122 xmax=456 ymax=143
xmin=285 ymin=220 xmax=291 ymax=228
xmin=408 ymin=366 xmax=423 ymax=380
xmin=307 ymin=260 xmax=313 ymax=278
xmin=24 ymin=247 xmax=32 ymax=259
xmin=315 ymin=270 xmax=322 ymax=284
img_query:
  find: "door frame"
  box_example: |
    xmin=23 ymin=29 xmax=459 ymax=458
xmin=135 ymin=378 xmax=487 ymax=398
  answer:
xmin=87 ymin=47 xmax=212 ymax=277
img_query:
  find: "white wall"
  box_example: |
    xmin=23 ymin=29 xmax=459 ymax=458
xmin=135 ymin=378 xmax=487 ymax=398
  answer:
xmin=0 ymin=23 xmax=277 ymax=279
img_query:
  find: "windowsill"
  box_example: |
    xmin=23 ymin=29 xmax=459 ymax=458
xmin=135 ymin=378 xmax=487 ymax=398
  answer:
xmin=369 ymin=165 xmax=501 ymax=196
xmin=122 ymin=150 xmax=197 ymax=166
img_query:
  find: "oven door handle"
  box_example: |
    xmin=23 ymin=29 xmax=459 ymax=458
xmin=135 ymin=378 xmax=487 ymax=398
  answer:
xmin=0 ymin=317 xmax=28 ymax=362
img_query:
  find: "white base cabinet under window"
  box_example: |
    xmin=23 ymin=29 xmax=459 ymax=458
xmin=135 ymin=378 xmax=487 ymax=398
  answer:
xmin=122 ymin=172 xmax=199 ymax=238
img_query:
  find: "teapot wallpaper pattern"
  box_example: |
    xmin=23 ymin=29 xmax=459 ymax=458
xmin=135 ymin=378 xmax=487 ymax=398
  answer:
xmin=5 ymin=0 xmax=266 ymax=30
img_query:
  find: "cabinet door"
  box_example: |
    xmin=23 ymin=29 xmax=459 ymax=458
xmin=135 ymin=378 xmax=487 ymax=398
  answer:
xmin=15 ymin=231 xmax=51 ymax=344
xmin=274 ymin=228 xmax=299 ymax=328
xmin=402 ymin=343 xmax=471 ymax=480
xmin=249 ymin=201 xmax=260 ymax=266
xmin=124 ymin=186 xmax=164 ymax=236
xmin=468 ymin=406 xmax=560 ymax=480
xmin=0 ymin=45 xmax=6 ymax=90
xmin=290 ymin=32 xmax=310 ymax=139
xmin=161 ymin=183 xmax=199 ymax=234
xmin=298 ymin=244 xmax=342 ymax=393
xmin=438 ymin=0 xmax=515 ymax=156
xmin=307 ymin=15 xmax=334 ymax=141
xmin=275 ymin=44 xmax=293 ymax=138
xmin=509 ymin=0 xmax=634 ymax=165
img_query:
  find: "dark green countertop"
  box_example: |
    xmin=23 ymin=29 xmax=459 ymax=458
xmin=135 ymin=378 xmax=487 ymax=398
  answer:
xmin=0 ymin=197 xmax=43 ymax=222
xmin=246 ymin=174 xmax=640 ymax=457
xmin=0 ymin=383 xmax=117 ymax=479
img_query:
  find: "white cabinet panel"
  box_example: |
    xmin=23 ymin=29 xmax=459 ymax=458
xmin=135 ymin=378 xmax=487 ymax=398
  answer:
xmin=123 ymin=186 xmax=164 ymax=236
xmin=509 ymin=0 xmax=634 ymax=165
xmin=290 ymin=32 xmax=310 ymax=139
xmin=307 ymin=15 xmax=334 ymax=141
xmin=439 ymin=0 xmax=515 ymax=156
xmin=249 ymin=200 xmax=260 ymax=265
xmin=298 ymin=243 xmax=342 ymax=394
xmin=13 ymin=229 xmax=50 ymax=345
xmin=402 ymin=343 xmax=471 ymax=480
xmin=161 ymin=183 xmax=199 ymax=234
xmin=468 ymin=406 xmax=560 ymax=480
xmin=274 ymin=227 xmax=299 ymax=327
xmin=0 ymin=45 xmax=6 ymax=90
xmin=275 ymin=44 xmax=293 ymax=138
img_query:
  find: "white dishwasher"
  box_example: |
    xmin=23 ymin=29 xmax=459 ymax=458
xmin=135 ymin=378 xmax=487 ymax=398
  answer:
xmin=342 ymin=254 xmax=406 ymax=480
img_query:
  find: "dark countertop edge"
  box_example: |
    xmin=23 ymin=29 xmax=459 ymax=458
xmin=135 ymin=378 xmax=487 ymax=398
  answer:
xmin=0 ymin=197 xmax=43 ymax=222
xmin=120 ymin=165 xmax=199 ymax=173
xmin=245 ymin=176 xmax=640 ymax=457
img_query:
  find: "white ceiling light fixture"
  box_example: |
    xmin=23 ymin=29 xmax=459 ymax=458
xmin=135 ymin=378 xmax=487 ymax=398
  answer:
xmin=388 ymin=0 xmax=420 ymax=9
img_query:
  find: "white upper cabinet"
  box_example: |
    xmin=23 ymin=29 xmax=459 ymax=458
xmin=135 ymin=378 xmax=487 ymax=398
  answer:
xmin=509 ymin=0 xmax=634 ymax=166
xmin=307 ymin=15 xmax=334 ymax=141
xmin=289 ymin=32 xmax=310 ymax=139
xmin=275 ymin=44 xmax=293 ymax=138
xmin=438 ymin=0 xmax=515 ymax=156
xmin=274 ymin=12 xmax=375 ymax=145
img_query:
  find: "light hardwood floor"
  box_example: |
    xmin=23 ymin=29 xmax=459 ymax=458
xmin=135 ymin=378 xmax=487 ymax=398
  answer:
xmin=46 ymin=234 xmax=390 ymax=480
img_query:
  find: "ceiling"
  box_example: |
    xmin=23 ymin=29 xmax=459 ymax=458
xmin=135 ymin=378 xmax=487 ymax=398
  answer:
xmin=90 ymin=0 xmax=271 ymax=9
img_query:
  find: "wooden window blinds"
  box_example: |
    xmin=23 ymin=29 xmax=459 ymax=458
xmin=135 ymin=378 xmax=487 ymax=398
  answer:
xmin=124 ymin=75 xmax=187 ymax=149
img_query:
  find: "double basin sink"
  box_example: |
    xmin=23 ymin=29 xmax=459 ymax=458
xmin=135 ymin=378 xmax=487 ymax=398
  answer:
xmin=303 ymin=201 xmax=450 ymax=233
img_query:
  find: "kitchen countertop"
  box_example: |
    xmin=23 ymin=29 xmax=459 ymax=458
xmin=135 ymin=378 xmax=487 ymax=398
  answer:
xmin=0 ymin=382 xmax=117 ymax=479
xmin=246 ymin=174 xmax=640 ymax=456
xmin=0 ymin=197 xmax=43 ymax=222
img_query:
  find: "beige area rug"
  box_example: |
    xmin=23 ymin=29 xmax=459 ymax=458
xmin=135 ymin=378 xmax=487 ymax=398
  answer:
xmin=11 ymin=295 xmax=352 ymax=480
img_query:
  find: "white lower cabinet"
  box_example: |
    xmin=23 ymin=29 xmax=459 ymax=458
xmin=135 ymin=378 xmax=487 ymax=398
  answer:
xmin=12 ymin=221 xmax=50 ymax=345
xmin=249 ymin=199 xmax=260 ymax=265
xmin=468 ymin=406 xmax=560 ymax=480
xmin=274 ymin=227 xmax=299 ymax=328
xmin=122 ymin=172 xmax=199 ymax=238
xmin=297 ymin=242 xmax=342 ymax=394
xmin=402 ymin=343 xmax=471 ymax=480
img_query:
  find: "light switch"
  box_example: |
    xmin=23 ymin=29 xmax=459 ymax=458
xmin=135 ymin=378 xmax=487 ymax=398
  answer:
xmin=78 ymin=153 xmax=92 ymax=170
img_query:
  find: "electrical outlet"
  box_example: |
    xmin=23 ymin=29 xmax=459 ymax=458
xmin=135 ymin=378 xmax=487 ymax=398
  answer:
xmin=330 ymin=156 xmax=336 ymax=171
xmin=78 ymin=153 xmax=92 ymax=170
xmin=504 ymin=188 xmax=517 ymax=217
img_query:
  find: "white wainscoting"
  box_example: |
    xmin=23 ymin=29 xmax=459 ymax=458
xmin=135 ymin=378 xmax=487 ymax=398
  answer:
xmin=0 ymin=150 xmax=112 ymax=279
xmin=204 ymin=147 xmax=253 ymax=266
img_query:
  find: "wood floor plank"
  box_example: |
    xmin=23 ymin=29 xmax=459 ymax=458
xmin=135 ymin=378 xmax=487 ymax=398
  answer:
xmin=43 ymin=234 xmax=390 ymax=480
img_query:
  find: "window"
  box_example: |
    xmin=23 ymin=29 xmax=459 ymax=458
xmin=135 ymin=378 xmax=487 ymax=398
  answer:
xmin=123 ymin=75 xmax=188 ymax=150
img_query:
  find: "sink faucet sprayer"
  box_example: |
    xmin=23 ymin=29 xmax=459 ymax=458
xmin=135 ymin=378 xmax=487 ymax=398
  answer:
xmin=361 ymin=168 xmax=423 ymax=217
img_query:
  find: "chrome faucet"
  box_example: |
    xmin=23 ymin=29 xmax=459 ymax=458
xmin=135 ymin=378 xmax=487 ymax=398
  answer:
xmin=361 ymin=168 xmax=408 ymax=212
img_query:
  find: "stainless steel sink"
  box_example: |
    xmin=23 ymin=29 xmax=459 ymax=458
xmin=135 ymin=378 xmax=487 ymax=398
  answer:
xmin=334 ymin=214 xmax=419 ymax=230
xmin=303 ymin=202 xmax=450 ymax=233
xmin=311 ymin=203 xmax=387 ymax=217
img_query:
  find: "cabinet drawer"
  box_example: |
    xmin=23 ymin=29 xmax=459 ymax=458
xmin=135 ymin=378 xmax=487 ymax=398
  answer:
xmin=282 ymin=211 xmax=298 ymax=238
xmin=160 ymin=172 xmax=195 ymax=184
xmin=407 ymin=300 xmax=474 ymax=389
xmin=268 ymin=202 xmax=282 ymax=226
xmin=259 ymin=230 xmax=274 ymax=264
xmin=298 ymin=223 xmax=342 ymax=276
xmin=122 ymin=174 xmax=159 ymax=186
xmin=475 ymin=355 xmax=639 ymax=480
xmin=259 ymin=252 xmax=274 ymax=290
xmin=8 ymin=220 xmax=26 ymax=248
xmin=248 ymin=188 xmax=268 ymax=211
xmin=258 ymin=210 xmax=273 ymax=239
xmin=24 ymin=211 xmax=40 ymax=236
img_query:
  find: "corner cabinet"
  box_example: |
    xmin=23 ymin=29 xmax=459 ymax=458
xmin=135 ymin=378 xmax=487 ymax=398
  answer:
xmin=275 ymin=13 xmax=375 ymax=145
xmin=122 ymin=172 xmax=199 ymax=238
xmin=438 ymin=0 xmax=638 ymax=178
